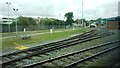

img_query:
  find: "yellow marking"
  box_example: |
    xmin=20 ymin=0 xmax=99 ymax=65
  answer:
xmin=13 ymin=42 xmax=29 ymax=50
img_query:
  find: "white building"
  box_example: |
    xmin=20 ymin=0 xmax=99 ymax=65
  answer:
xmin=0 ymin=17 xmax=14 ymax=32
xmin=0 ymin=17 xmax=14 ymax=25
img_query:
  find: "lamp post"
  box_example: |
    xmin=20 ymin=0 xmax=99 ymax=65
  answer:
xmin=6 ymin=2 xmax=11 ymax=32
xmin=38 ymin=17 xmax=41 ymax=30
xmin=13 ymin=8 xmax=18 ymax=36
xmin=82 ymin=0 xmax=84 ymax=27
xmin=59 ymin=14 xmax=61 ymax=27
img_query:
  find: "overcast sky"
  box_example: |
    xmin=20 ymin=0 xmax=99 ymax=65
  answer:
xmin=0 ymin=0 xmax=119 ymax=20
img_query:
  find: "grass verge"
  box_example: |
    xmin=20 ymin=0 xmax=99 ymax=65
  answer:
xmin=1 ymin=28 xmax=89 ymax=52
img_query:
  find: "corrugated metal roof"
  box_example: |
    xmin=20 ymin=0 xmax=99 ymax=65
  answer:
xmin=103 ymin=16 xmax=120 ymax=21
xmin=0 ymin=18 xmax=14 ymax=24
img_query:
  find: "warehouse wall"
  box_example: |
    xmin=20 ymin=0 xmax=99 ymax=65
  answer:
xmin=107 ymin=21 xmax=119 ymax=30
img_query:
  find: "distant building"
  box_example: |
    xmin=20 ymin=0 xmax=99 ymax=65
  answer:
xmin=72 ymin=23 xmax=82 ymax=27
xmin=105 ymin=16 xmax=120 ymax=30
xmin=75 ymin=19 xmax=83 ymax=27
xmin=0 ymin=17 xmax=14 ymax=24
xmin=0 ymin=17 xmax=14 ymax=32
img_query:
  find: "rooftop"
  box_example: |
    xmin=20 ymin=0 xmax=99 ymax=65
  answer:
xmin=102 ymin=16 xmax=120 ymax=21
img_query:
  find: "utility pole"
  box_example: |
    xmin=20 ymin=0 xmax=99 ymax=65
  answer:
xmin=6 ymin=2 xmax=11 ymax=32
xmin=82 ymin=0 xmax=84 ymax=27
xmin=13 ymin=8 xmax=19 ymax=36
xmin=59 ymin=14 xmax=61 ymax=28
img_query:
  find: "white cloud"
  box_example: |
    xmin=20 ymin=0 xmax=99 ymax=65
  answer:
xmin=0 ymin=0 xmax=119 ymax=20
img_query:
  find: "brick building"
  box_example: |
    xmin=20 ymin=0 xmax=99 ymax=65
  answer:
xmin=106 ymin=16 xmax=120 ymax=30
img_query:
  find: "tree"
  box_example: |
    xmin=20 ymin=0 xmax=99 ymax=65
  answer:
xmin=64 ymin=12 xmax=74 ymax=26
xmin=11 ymin=16 xmax=37 ymax=29
xmin=27 ymin=17 xmax=36 ymax=25
xmin=17 ymin=16 xmax=28 ymax=27
xmin=96 ymin=18 xmax=102 ymax=23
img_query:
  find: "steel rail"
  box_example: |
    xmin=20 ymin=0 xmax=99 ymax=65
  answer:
xmin=64 ymin=42 xmax=120 ymax=68
xmin=23 ymin=40 xmax=119 ymax=68
xmin=2 ymin=32 xmax=112 ymax=67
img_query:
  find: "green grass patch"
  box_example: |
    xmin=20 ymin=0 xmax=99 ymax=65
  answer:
xmin=1 ymin=28 xmax=89 ymax=51
xmin=1 ymin=28 xmax=79 ymax=37
xmin=1 ymin=30 xmax=49 ymax=37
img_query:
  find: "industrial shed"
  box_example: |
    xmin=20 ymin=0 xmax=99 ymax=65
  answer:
xmin=106 ymin=16 xmax=120 ymax=30
xmin=0 ymin=17 xmax=14 ymax=32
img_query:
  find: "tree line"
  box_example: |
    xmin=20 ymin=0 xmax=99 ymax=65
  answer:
xmin=11 ymin=12 xmax=75 ymax=28
xmin=11 ymin=12 xmax=101 ymax=28
xmin=11 ymin=16 xmax=66 ymax=28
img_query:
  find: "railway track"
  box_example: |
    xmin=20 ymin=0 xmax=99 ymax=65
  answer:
xmin=22 ymin=40 xmax=120 ymax=68
xmin=1 ymin=30 xmax=113 ymax=68
xmin=1 ymin=30 xmax=96 ymax=63
xmin=64 ymin=42 xmax=120 ymax=68
xmin=1 ymin=30 xmax=95 ymax=56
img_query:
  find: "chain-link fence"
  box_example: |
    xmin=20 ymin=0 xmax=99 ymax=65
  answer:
xmin=2 ymin=24 xmax=68 ymax=33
